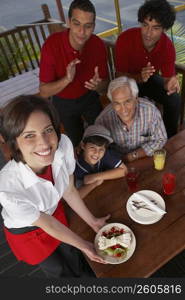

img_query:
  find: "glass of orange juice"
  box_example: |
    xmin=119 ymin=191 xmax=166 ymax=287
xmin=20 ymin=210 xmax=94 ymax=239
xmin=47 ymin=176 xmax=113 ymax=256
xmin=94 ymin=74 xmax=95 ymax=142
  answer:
xmin=153 ymin=149 xmax=166 ymax=170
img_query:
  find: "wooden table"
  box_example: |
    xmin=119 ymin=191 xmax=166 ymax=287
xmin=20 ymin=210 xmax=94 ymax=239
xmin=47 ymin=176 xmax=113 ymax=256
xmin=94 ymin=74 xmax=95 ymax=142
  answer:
xmin=69 ymin=130 xmax=185 ymax=277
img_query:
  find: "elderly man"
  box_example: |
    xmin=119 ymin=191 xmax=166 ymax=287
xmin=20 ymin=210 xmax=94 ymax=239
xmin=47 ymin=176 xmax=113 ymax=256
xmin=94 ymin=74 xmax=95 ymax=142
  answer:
xmin=115 ymin=0 xmax=181 ymax=138
xmin=95 ymin=76 xmax=167 ymax=162
xmin=39 ymin=0 xmax=109 ymax=147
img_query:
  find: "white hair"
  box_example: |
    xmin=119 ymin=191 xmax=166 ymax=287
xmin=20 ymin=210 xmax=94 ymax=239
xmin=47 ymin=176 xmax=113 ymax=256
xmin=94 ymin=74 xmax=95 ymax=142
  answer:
xmin=107 ymin=76 xmax=139 ymax=101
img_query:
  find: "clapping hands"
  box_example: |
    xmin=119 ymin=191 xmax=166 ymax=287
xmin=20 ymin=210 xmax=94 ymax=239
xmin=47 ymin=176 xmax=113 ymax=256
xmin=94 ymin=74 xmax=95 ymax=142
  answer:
xmin=66 ymin=58 xmax=81 ymax=83
xmin=84 ymin=66 xmax=102 ymax=90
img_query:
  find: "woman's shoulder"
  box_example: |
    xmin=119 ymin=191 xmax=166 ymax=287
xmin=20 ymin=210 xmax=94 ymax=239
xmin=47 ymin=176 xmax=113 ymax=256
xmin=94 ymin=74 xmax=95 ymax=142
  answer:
xmin=0 ymin=160 xmax=22 ymax=191
xmin=54 ymin=134 xmax=74 ymax=163
xmin=0 ymin=159 xmax=18 ymax=176
xmin=58 ymin=134 xmax=73 ymax=152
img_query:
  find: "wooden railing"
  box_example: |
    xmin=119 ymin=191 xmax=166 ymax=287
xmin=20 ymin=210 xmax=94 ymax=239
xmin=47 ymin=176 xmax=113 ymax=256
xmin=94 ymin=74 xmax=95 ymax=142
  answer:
xmin=0 ymin=19 xmax=65 ymax=80
xmin=0 ymin=23 xmax=185 ymax=123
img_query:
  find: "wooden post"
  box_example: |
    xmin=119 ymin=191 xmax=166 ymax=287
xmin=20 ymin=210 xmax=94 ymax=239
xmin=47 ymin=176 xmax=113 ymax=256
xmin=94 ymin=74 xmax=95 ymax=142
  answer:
xmin=41 ymin=4 xmax=53 ymax=35
xmin=56 ymin=0 xmax=66 ymax=23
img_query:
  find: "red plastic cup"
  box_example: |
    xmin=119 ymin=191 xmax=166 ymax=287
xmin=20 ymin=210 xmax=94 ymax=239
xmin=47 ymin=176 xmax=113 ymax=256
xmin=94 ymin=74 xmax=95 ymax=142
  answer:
xmin=162 ymin=173 xmax=176 ymax=195
xmin=126 ymin=167 xmax=139 ymax=192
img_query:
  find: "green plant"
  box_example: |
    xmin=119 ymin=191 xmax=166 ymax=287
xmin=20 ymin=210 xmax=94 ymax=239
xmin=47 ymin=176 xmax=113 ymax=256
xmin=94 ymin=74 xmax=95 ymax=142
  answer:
xmin=167 ymin=21 xmax=185 ymax=64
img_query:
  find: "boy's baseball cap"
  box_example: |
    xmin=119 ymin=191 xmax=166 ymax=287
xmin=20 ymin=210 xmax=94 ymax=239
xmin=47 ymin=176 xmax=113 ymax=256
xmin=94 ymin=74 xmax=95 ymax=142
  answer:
xmin=82 ymin=124 xmax=113 ymax=143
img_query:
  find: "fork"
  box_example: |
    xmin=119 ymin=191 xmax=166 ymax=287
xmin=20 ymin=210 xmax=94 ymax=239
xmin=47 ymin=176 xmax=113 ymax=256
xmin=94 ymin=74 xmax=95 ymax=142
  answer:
xmin=131 ymin=201 xmax=153 ymax=211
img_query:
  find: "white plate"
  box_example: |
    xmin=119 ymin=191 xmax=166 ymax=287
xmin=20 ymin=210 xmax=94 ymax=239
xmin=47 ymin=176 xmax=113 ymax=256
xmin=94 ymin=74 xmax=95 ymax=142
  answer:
xmin=94 ymin=223 xmax=136 ymax=264
xmin=126 ymin=190 xmax=166 ymax=225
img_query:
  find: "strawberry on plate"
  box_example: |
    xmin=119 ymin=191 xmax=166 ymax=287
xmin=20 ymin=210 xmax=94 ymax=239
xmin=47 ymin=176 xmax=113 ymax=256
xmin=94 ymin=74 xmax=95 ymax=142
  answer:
xmin=94 ymin=223 xmax=136 ymax=264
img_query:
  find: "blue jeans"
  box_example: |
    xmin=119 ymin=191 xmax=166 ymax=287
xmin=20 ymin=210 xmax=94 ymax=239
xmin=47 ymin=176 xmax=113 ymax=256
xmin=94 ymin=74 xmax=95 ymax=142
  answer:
xmin=138 ymin=75 xmax=181 ymax=138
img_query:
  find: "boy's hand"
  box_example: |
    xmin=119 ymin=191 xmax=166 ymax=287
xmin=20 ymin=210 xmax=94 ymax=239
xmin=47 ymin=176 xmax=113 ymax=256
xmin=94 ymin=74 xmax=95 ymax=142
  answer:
xmin=95 ymin=179 xmax=104 ymax=186
xmin=84 ymin=174 xmax=100 ymax=184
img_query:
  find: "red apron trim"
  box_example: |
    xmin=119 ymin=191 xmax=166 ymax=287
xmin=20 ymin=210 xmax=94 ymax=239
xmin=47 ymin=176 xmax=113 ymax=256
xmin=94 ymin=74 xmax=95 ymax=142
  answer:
xmin=4 ymin=201 xmax=69 ymax=265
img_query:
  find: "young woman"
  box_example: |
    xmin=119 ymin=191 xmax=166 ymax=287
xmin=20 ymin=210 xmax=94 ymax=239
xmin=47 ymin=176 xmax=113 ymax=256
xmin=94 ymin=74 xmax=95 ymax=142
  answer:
xmin=0 ymin=95 xmax=110 ymax=278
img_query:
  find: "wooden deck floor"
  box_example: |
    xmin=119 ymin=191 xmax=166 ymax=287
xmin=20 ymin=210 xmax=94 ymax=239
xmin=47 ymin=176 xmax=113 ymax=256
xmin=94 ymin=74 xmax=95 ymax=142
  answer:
xmin=0 ymin=68 xmax=40 ymax=109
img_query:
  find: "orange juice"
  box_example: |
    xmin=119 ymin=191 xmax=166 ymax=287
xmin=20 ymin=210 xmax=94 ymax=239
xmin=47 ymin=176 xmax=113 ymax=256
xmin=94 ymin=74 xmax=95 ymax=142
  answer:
xmin=153 ymin=149 xmax=166 ymax=170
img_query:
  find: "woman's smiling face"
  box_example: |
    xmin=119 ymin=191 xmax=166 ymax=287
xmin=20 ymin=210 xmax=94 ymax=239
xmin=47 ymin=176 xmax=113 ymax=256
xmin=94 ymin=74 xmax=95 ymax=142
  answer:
xmin=16 ymin=110 xmax=58 ymax=173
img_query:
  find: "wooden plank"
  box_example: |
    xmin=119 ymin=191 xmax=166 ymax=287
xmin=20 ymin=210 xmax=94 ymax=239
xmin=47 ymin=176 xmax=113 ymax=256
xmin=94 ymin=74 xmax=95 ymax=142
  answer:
xmin=4 ymin=35 xmax=22 ymax=74
xmin=165 ymin=129 xmax=185 ymax=154
xmin=0 ymin=69 xmax=40 ymax=108
xmin=0 ymin=38 xmax=15 ymax=77
xmin=11 ymin=32 xmax=28 ymax=72
xmin=17 ymin=30 xmax=35 ymax=69
xmin=31 ymin=27 xmax=42 ymax=50
xmin=25 ymin=29 xmax=39 ymax=65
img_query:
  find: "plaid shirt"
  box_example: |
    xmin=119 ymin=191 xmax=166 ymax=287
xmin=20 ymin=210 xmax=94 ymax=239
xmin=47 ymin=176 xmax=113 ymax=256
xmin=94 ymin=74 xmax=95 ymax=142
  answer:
xmin=95 ymin=98 xmax=167 ymax=156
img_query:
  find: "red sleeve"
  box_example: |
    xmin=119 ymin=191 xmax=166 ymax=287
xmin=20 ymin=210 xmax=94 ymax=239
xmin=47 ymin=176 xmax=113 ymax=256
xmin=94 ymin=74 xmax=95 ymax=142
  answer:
xmin=115 ymin=32 xmax=130 ymax=73
xmin=160 ymin=40 xmax=176 ymax=77
xmin=96 ymin=39 xmax=109 ymax=79
xmin=39 ymin=38 xmax=56 ymax=83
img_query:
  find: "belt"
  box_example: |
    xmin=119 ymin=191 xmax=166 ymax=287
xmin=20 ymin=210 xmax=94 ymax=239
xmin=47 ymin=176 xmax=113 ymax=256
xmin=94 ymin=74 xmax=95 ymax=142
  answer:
xmin=6 ymin=226 xmax=39 ymax=234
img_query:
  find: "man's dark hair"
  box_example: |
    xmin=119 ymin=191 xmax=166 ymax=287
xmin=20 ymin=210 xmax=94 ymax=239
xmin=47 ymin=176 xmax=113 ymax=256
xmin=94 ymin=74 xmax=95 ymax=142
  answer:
xmin=82 ymin=135 xmax=109 ymax=148
xmin=0 ymin=95 xmax=61 ymax=162
xmin=68 ymin=0 xmax=96 ymax=21
xmin=138 ymin=0 xmax=176 ymax=30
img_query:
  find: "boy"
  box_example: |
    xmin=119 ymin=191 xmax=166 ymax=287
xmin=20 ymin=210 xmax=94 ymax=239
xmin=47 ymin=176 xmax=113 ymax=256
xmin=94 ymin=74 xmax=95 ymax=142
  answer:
xmin=74 ymin=124 xmax=127 ymax=198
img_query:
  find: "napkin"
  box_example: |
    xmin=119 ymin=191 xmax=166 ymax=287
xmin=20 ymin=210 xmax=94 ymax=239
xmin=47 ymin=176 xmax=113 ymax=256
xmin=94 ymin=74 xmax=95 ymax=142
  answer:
xmin=98 ymin=233 xmax=131 ymax=250
xmin=133 ymin=192 xmax=166 ymax=215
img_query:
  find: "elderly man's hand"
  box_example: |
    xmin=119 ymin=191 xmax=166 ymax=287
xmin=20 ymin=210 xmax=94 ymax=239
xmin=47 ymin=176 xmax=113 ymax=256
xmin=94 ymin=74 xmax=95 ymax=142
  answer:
xmin=141 ymin=62 xmax=155 ymax=82
xmin=84 ymin=66 xmax=102 ymax=90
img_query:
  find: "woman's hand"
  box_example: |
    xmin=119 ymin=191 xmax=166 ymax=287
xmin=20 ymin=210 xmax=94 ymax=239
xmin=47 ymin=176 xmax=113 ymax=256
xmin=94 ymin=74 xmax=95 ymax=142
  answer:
xmin=81 ymin=241 xmax=107 ymax=264
xmin=91 ymin=214 xmax=110 ymax=233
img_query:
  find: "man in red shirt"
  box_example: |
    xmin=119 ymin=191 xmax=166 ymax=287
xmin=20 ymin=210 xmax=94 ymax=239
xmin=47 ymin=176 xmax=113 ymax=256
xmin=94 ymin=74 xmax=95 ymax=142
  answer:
xmin=39 ymin=0 xmax=109 ymax=146
xmin=115 ymin=0 xmax=180 ymax=138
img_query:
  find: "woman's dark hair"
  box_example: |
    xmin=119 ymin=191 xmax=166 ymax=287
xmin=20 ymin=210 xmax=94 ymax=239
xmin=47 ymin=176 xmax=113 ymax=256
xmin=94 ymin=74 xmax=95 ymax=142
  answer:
xmin=82 ymin=135 xmax=109 ymax=148
xmin=138 ymin=0 xmax=176 ymax=30
xmin=0 ymin=95 xmax=61 ymax=162
xmin=68 ymin=0 xmax=96 ymax=21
